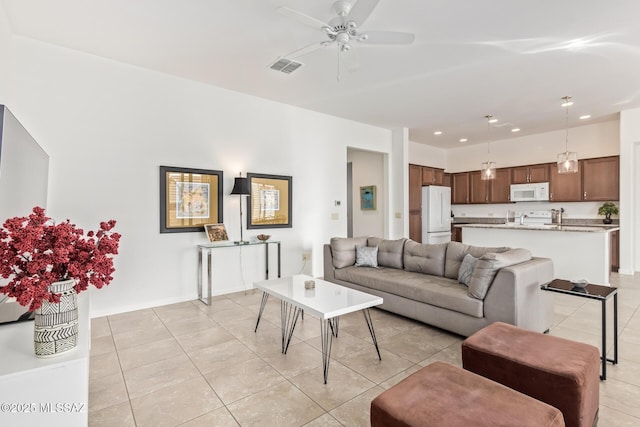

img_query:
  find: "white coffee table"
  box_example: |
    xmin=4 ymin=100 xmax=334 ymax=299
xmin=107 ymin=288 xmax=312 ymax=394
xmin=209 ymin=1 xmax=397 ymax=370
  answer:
xmin=254 ymin=275 xmax=383 ymax=383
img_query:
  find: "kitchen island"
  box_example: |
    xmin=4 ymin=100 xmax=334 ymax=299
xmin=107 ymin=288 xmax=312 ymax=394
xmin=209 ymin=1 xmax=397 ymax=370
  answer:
xmin=457 ymin=223 xmax=619 ymax=285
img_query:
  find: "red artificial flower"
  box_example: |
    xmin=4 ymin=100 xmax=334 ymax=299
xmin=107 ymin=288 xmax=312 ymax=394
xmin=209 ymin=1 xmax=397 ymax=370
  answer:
xmin=0 ymin=207 xmax=121 ymax=311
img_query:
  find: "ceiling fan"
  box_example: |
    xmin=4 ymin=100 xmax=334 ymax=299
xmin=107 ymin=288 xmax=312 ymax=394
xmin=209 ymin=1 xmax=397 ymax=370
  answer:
xmin=272 ymin=0 xmax=415 ymax=78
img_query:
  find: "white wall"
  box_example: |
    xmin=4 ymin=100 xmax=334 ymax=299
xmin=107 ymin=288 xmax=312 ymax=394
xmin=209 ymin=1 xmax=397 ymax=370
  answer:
xmin=445 ymin=120 xmax=620 ymax=173
xmin=5 ymin=36 xmax=394 ymax=317
xmin=408 ymin=141 xmax=447 ymax=169
xmin=347 ymin=148 xmax=385 ymax=237
xmin=0 ymin=5 xmax=11 ymax=102
xmin=620 ymin=107 xmax=640 ymax=274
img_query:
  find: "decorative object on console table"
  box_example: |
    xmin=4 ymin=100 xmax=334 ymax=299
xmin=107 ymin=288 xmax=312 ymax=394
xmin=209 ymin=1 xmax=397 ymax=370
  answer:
xmin=204 ymin=223 xmax=228 ymax=242
xmin=597 ymin=202 xmax=618 ymax=224
xmin=0 ymin=207 xmax=120 ymax=357
xmin=246 ymin=173 xmax=292 ymax=229
xmin=159 ymin=165 xmax=223 ymax=233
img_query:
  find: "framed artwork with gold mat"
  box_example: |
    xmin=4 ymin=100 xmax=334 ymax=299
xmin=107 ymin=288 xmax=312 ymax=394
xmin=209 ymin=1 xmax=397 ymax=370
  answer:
xmin=160 ymin=166 xmax=223 ymax=233
xmin=246 ymin=173 xmax=292 ymax=229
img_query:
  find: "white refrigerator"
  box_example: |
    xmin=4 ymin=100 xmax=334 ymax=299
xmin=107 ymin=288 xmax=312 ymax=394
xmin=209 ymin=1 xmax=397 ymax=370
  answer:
xmin=421 ymin=186 xmax=452 ymax=244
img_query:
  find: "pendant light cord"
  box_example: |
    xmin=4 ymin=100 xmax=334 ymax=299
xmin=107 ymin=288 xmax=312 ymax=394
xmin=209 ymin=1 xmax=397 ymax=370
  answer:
xmin=563 ymin=96 xmax=571 ymax=154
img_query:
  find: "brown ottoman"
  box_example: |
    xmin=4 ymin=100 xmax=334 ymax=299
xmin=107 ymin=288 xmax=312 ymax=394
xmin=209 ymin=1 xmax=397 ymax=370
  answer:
xmin=462 ymin=322 xmax=600 ymax=427
xmin=371 ymin=361 xmax=564 ymax=427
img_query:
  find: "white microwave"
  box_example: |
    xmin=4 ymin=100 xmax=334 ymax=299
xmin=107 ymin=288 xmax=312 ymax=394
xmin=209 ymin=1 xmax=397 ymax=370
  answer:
xmin=510 ymin=182 xmax=550 ymax=202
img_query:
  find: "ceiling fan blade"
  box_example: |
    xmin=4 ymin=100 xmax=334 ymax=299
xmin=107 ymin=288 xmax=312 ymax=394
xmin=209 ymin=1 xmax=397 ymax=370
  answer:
xmin=347 ymin=0 xmax=380 ymax=25
xmin=359 ymin=31 xmax=415 ymax=45
xmin=282 ymin=41 xmax=331 ymax=59
xmin=277 ymin=6 xmax=329 ymax=30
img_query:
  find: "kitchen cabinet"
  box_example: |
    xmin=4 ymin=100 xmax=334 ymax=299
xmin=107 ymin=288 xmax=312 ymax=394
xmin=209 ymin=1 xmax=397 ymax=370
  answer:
xmin=611 ymin=230 xmax=619 ymax=272
xmin=511 ymin=164 xmax=550 ymax=184
xmin=409 ymin=164 xmax=423 ymax=242
xmin=443 ymin=173 xmax=451 ymax=187
xmin=489 ymin=168 xmax=511 ymax=203
xmin=582 ymin=156 xmax=619 ymax=201
xmin=549 ymin=164 xmax=582 ymax=202
xmin=469 ymin=171 xmax=489 ymax=203
xmin=452 ymin=172 xmax=470 ymax=204
xmin=421 ymin=166 xmax=444 ymax=186
xmin=451 ymin=224 xmax=463 ymax=242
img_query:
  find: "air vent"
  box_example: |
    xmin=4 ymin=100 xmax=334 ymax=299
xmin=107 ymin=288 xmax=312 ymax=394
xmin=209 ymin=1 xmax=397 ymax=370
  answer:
xmin=270 ymin=58 xmax=303 ymax=74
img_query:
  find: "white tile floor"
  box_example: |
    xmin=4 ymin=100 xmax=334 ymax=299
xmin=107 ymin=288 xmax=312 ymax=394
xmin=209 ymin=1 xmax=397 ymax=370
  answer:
xmin=89 ymin=273 xmax=640 ymax=426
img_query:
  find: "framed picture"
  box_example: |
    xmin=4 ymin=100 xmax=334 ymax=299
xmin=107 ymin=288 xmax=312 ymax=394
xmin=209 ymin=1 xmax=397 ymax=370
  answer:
xmin=360 ymin=185 xmax=376 ymax=210
xmin=246 ymin=173 xmax=292 ymax=229
xmin=160 ymin=166 xmax=223 ymax=233
xmin=204 ymin=223 xmax=228 ymax=242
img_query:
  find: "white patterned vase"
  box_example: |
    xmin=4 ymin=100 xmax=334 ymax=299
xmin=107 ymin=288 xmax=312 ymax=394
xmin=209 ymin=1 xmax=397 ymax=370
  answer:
xmin=33 ymin=279 xmax=79 ymax=358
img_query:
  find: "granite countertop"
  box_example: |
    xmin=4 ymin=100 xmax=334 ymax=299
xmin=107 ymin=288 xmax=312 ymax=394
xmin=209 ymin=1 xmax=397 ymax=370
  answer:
xmin=455 ymin=223 xmax=619 ymax=233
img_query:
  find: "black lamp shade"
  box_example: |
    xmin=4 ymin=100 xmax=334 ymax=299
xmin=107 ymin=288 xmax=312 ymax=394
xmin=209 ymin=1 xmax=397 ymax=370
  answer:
xmin=230 ymin=177 xmax=250 ymax=195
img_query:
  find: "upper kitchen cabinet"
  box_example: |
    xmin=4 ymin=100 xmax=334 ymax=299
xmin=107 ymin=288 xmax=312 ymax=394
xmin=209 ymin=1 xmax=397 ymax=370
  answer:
xmin=549 ymin=164 xmax=582 ymax=202
xmin=421 ymin=166 xmax=444 ymax=186
xmin=452 ymin=172 xmax=470 ymax=204
xmin=409 ymin=164 xmax=422 ymax=211
xmin=469 ymin=171 xmax=489 ymax=204
xmin=582 ymin=156 xmax=619 ymax=201
xmin=443 ymin=173 xmax=451 ymax=187
xmin=489 ymin=168 xmax=512 ymax=203
xmin=510 ymin=163 xmax=550 ymax=184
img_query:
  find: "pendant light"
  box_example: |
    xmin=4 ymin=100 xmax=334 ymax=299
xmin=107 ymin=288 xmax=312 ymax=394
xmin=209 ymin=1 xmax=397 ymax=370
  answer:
xmin=481 ymin=114 xmax=496 ymax=180
xmin=557 ymin=96 xmax=579 ymax=174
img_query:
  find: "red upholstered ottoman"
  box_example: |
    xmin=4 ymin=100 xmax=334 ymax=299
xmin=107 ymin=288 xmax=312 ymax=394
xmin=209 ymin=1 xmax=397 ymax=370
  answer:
xmin=370 ymin=361 xmax=564 ymax=427
xmin=462 ymin=322 xmax=600 ymax=427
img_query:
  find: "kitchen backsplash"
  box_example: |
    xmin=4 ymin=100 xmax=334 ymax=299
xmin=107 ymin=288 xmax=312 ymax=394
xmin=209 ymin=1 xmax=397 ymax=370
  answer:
xmin=451 ymin=201 xmax=618 ymax=221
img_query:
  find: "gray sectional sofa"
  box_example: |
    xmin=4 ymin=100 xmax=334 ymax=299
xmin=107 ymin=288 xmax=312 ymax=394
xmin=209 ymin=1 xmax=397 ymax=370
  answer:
xmin=323 ymin=237 xmax=554 ymax=337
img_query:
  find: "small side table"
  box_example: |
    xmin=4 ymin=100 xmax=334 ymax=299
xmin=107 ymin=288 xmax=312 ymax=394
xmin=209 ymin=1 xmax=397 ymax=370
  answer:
xmin=197 ymin=240 xmax=281 ymax=305
xmin=541 ymin=279 xmax=618 ymax=380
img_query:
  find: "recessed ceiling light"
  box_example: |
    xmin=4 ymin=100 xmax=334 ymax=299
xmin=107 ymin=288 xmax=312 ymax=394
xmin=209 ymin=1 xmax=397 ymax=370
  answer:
xmin=488 ymin=118 xmax=498 ymax=123
xmin=459 ymin=138 xmax=468 ymax=142
xmin=434 ymin=131 xmax=442 ymax=135
xmin=579 ymin=115 xmax=591 ymax=120
xmin=511 ymin=128 xmax=521 ymax=132
xmin=561 ymin=101 xmax=574 ymax=107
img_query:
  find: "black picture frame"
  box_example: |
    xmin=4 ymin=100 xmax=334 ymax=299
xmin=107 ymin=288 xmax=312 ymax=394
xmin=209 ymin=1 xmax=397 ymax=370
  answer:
xmin=160 ymin=166 xmax=223 ymax=233
xmin=246 ymin=173 xmax=292 ymax=229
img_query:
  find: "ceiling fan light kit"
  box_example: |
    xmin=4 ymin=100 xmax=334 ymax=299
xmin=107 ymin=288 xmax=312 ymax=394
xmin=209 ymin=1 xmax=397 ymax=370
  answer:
xmin=274 ymin=0 xmax=415 ymax=78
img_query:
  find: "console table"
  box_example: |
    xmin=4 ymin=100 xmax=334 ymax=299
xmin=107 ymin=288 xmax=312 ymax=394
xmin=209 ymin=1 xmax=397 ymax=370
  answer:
xmin=541 ymin=279 xmax=618 ymax=380
xmin=197 ymin=240 xmax=281 ymax=304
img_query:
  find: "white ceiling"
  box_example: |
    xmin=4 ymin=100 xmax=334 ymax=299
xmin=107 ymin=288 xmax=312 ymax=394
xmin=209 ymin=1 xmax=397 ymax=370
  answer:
xmin=2 ymin=0 xmax=640 ymax=148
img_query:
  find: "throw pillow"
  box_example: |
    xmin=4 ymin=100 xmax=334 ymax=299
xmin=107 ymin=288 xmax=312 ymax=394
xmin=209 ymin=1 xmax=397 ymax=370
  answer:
xmin=457 ymin=253 xmax=478 ymax=286
xmin=468 ymin=248 xmax=533 ymax=299
xmin=355 ymin=245 xmax=378 ymax=267
xmin=330 ymin=237 xmax=368 ymax=268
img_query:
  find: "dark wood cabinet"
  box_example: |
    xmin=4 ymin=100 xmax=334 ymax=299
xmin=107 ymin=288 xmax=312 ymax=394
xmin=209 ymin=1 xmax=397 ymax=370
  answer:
xmin=611 ymin=230 xmax=619 ymax=272
xmin=469 ymin=171 xmax=489 ymax=204
xmin=451 ymin=224 xmax=463 ymax=242
xmin=452 ymin=173 xmax=470 ymax=204
xmin=443 ymin=173 xmax=451 ymax=187
xmin=582 ymin=156 xmax=619 ymax=201
xmin=489 ymin=168 xmax=511 ymax=203
xmin=409 ymin=164 xmax=422 ymax=242
xmin=549 ymin=164 xmax=582 ymax=202
xmin=511 ymin=164 xmax=550 ymax=184
xmin=421 ymin=166 xmax=444 ymax=186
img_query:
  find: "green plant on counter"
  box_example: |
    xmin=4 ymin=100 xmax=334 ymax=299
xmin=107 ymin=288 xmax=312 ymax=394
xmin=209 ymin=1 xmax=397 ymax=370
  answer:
xmin=597 ymin=202 xmax=618 ymax=224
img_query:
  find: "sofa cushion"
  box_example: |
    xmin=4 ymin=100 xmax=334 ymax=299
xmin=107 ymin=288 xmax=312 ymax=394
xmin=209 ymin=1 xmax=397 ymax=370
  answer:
xmin=403 ymin=240 xmax=448 ymax=276
xmin=330 ymin=237 xmax=368 ymax=268
xmin=444 ymin=241 xmax=510 ymax=279
xmin=457 ymin=254 xmax=478 ymax=286
xmin=368 ymin=237 xmax=406 ymax=269
xmin=468 ymin=248 xmax=533 ymax=300
xmin=334 ymin=266 xmax=483 ymax=318
xmin=356 ymin=245 xmax=378 ymax=267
